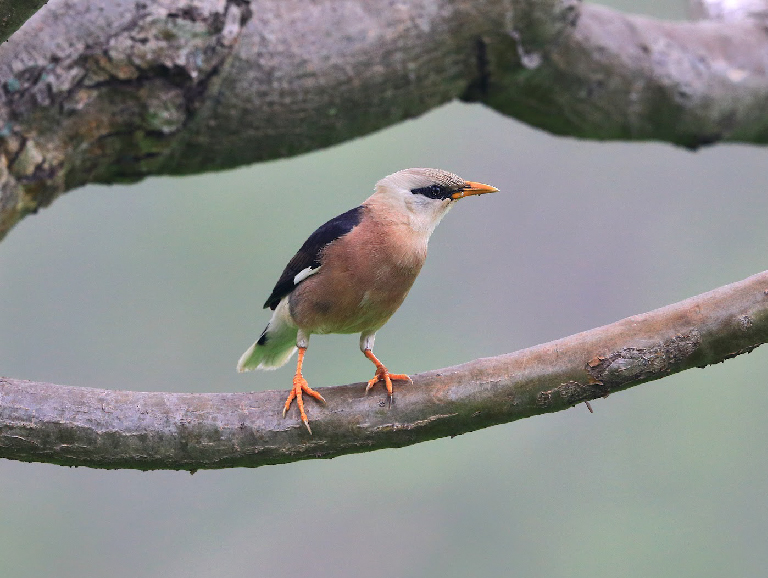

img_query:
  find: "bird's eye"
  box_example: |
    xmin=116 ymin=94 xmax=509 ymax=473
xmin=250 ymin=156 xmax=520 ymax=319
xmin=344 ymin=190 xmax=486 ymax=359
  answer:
xmin=412 ymin=184 xmax=448 ymax=199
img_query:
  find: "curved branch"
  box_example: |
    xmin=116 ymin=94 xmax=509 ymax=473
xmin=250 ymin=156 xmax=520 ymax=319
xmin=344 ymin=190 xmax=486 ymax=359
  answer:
xmin=3 ymin=0 xmax=768 ymax=240
xmin=2 ymin=271 xmax=766 ymax=471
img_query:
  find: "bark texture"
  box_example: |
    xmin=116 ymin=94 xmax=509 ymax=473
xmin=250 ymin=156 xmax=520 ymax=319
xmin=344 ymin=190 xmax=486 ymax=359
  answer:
xmin=3 ymin=0 xmax=768 ymax=239
xmin=2 ymin=271 xmax=767 ymax=471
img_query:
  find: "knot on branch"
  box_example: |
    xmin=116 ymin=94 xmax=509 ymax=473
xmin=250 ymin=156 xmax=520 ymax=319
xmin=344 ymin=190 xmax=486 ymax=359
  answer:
xmin=585 ymin=329 xmax=702 ymax=387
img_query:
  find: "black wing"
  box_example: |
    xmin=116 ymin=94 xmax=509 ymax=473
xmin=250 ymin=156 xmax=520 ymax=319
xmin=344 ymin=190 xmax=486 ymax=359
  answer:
xmin=263 ymin=205 xmax=364 ymax=310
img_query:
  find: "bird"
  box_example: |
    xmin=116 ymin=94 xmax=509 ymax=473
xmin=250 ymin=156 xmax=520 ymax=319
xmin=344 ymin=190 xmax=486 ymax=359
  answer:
xmin=237 ymin=167 xmax=498 ymax=433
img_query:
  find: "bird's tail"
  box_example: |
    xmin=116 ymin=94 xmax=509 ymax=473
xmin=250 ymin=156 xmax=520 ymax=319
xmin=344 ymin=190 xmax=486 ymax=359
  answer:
xmin=237 ymin=303 xmax=298 ymax=372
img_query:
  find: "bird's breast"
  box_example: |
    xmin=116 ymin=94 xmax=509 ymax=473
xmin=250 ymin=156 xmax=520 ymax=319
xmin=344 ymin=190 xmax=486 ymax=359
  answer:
xmin=288 ymin=220 xmax=427 ymax=335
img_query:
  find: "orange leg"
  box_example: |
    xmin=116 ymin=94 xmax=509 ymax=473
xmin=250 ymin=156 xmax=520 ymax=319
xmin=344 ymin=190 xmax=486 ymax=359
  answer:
xmin=364 ymin=349 xmax=412 ymax=398
xmin=283 ymin=347 xmax=325 ymax=434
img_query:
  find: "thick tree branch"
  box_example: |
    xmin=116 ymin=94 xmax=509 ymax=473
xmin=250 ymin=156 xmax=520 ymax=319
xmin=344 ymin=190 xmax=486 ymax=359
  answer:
xmin=3 ymin=0 xmax=768 ymax=240
xmin=481 ymin=6 xmax=768 ymax=146
xmin=2 ymin=271 xmax=766 ymax=471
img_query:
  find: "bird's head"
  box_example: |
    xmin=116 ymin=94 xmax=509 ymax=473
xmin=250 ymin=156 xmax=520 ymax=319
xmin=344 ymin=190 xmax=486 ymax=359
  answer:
xmin=371 ymin=168 xmax=498 ymax=235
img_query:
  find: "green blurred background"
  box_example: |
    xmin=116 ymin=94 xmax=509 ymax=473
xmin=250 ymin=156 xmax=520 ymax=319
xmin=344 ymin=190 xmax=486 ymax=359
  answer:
xmin=2 ymin=1 xmax=768 ymax=576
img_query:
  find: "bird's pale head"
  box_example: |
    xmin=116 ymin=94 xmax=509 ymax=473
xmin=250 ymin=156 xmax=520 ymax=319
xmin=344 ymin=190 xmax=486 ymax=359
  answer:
xmin=371 ymin=168 xmax=498 ymax=235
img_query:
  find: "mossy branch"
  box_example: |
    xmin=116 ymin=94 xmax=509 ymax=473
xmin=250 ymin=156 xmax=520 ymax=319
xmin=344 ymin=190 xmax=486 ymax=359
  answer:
xmin=4 ymin=0 xmax=768 ymax=239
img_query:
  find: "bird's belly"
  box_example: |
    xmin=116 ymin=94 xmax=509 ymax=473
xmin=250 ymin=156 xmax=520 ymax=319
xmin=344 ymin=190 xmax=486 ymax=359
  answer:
xmin=288 ymin=268 xmax=416 ymax=335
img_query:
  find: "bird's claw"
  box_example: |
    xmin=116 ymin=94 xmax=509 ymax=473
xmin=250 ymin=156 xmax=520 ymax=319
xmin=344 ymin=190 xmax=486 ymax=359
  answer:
xmin=365 ymin=366 xmax=411 ymax=398
xmin=283 ymin=374 xmax=325 ymax=434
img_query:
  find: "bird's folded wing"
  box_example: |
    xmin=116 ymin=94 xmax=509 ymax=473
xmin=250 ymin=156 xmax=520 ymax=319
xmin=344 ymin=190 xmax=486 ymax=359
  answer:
xmin=263 ymin=205 xmax=364 ymax=309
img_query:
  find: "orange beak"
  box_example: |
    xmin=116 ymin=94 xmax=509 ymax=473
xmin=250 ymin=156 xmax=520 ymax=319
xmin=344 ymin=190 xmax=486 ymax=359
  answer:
xmin=451 ymin=181 xmax=499 ymax=199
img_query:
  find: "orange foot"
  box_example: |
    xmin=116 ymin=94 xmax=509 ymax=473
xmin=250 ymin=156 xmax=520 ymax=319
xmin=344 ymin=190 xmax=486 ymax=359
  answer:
xmin=364 ymin=349 xmax=412 ymax=398
xmin=283 ymin=347 xmax=325 ymax=434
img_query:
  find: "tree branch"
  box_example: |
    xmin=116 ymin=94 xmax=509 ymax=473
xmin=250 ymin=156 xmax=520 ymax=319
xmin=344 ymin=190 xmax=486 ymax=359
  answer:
xmin=2 ymin=271 xmax=766 ymax=471
xmin=3 ymin=0 xmax=768 ymax=240
xmin=481 ymin=5 xmax=768 ymax=147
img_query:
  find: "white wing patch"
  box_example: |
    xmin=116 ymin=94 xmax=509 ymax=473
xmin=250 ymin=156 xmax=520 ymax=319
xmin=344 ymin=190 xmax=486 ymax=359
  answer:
xmin=293 ymin=266 xmax=320 ymax=285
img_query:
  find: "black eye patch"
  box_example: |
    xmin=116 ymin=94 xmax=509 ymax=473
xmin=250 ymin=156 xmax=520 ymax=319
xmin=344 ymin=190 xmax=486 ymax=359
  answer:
xmin=411 ymin=184 xmax=453 ymax=200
